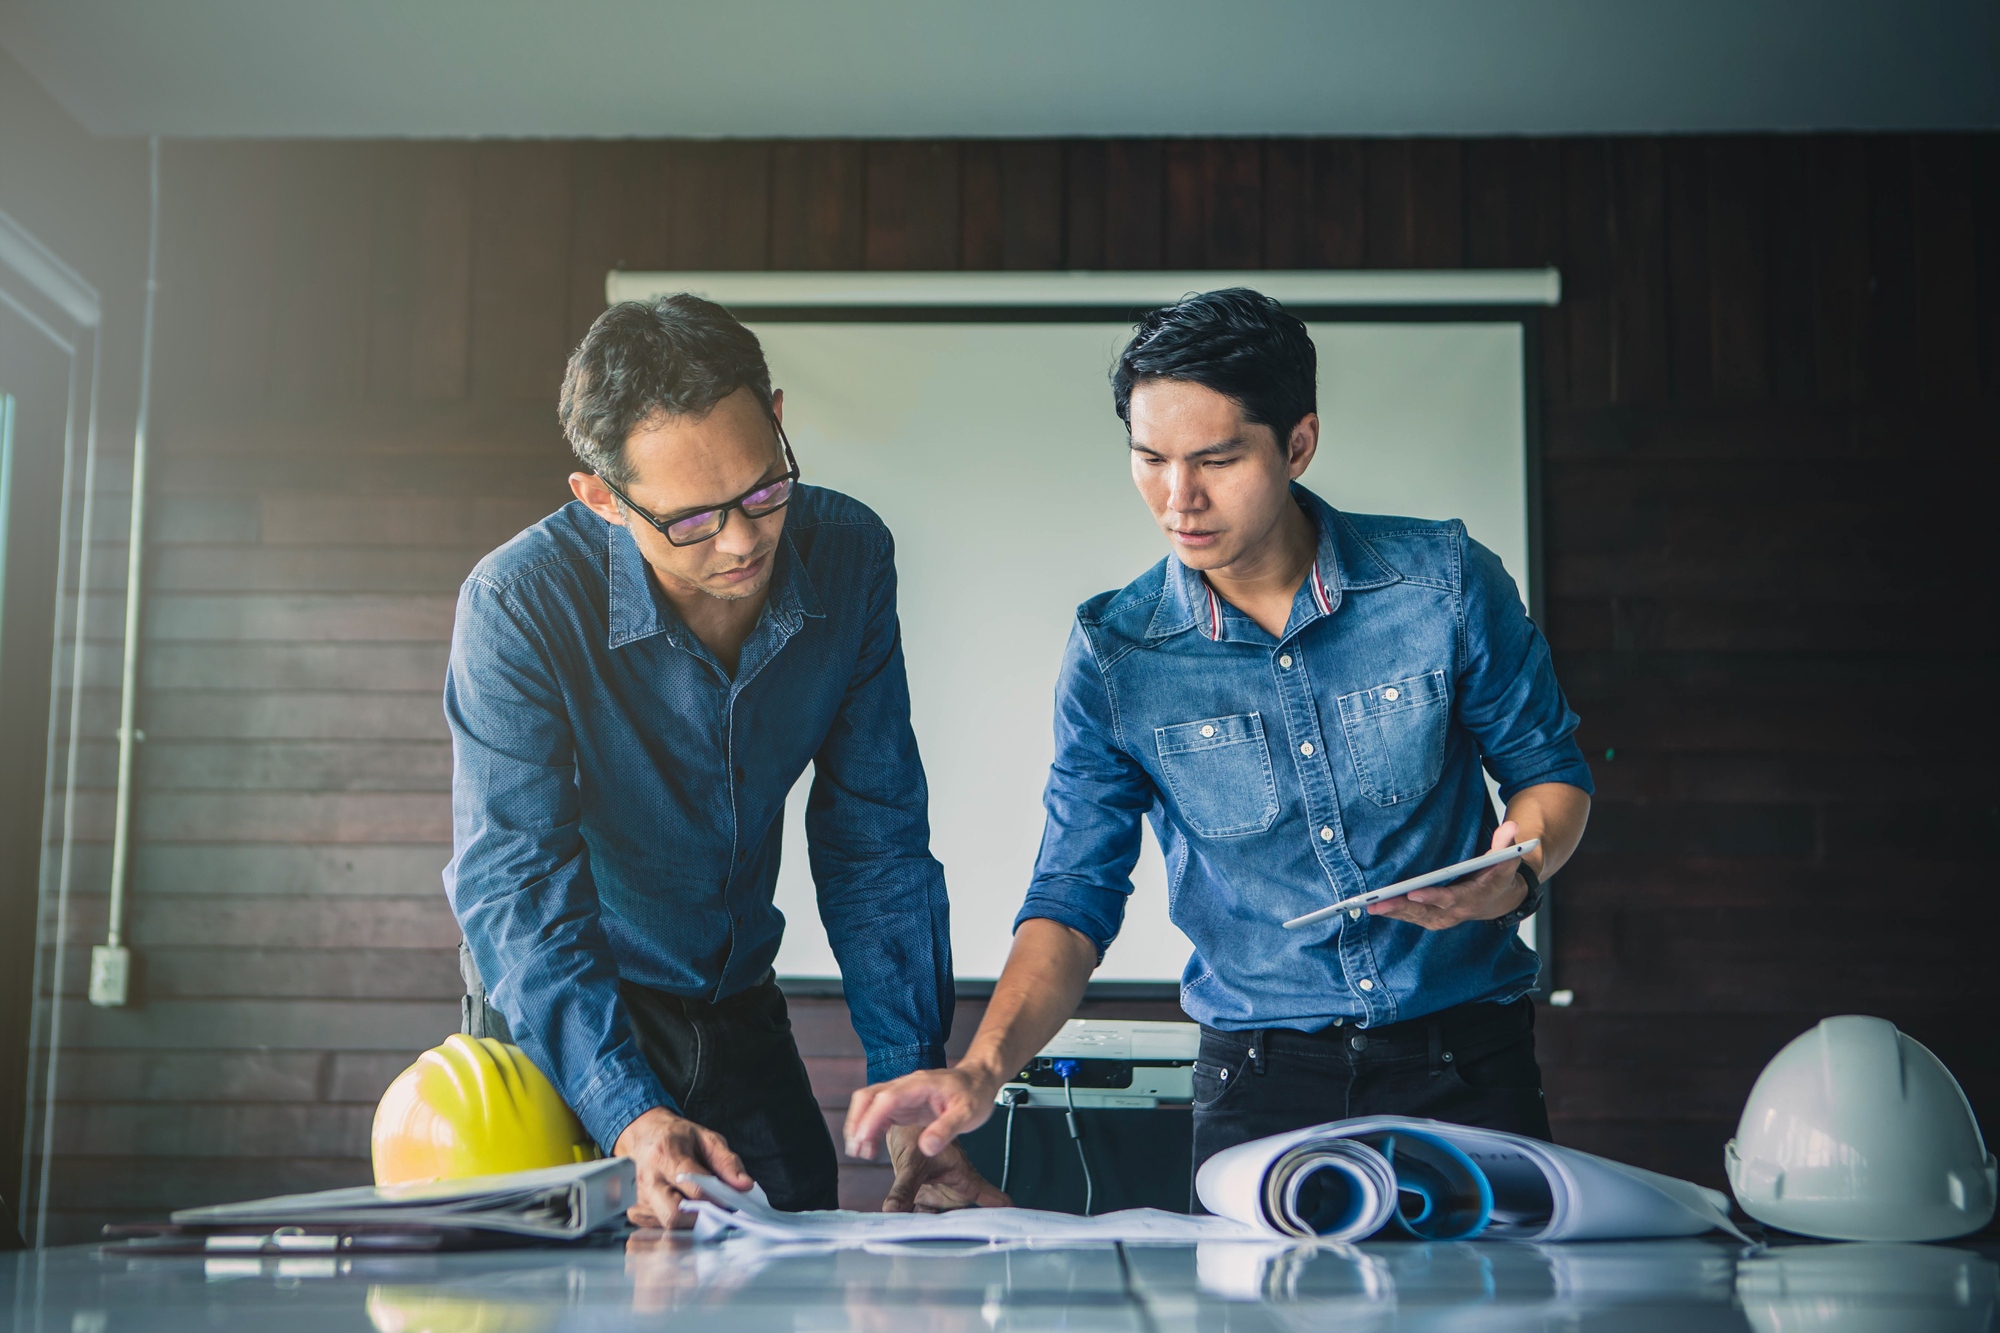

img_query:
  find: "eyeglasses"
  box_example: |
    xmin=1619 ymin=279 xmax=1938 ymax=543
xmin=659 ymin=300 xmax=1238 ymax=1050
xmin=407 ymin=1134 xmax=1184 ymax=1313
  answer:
xmin=599 ymin=420 xmax=799 ymax=547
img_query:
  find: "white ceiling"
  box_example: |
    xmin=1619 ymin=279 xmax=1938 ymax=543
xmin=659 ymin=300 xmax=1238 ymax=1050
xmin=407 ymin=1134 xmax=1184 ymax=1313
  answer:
xmin=1 ymin=0 xmax=1994 ymax=139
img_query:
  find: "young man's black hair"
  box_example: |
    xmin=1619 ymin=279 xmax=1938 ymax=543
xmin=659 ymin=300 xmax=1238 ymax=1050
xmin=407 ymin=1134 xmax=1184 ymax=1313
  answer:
xmin=559 ymin=295 xmax=775 ymax=487
xmin=1110 ymin=288 xmax=1318 ymax=446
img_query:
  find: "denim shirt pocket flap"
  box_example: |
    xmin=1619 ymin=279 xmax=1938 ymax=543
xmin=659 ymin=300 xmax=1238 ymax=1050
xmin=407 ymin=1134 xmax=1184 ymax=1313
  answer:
xmin=1154 ymin=712 xmax=1280 ymax=838
xmin=1336 ymin=669 xmax=1451 ymax=807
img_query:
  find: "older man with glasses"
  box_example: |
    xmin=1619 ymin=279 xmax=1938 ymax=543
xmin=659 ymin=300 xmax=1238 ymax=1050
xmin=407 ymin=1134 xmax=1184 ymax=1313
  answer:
xmin=445 ymin=295 xmax=1003 ymax=1227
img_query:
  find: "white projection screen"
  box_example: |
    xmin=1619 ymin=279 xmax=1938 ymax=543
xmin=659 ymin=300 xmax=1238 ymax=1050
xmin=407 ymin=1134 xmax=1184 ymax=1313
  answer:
xmin=737 ymin=315 xmax=1538 ymax=988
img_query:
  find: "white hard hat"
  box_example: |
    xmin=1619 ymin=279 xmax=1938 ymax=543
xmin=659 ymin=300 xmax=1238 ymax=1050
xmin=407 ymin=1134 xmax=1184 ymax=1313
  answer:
xmin=1725 ymin=1015 xmax=1996 ymax=1241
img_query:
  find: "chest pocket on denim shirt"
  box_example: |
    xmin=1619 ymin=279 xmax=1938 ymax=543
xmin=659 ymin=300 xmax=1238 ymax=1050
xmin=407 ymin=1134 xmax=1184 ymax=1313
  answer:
xmin=1336 ymin=669 xmax=1450 ymax=807
xmin=1155 ymin=713 xmax=1280 ymax=838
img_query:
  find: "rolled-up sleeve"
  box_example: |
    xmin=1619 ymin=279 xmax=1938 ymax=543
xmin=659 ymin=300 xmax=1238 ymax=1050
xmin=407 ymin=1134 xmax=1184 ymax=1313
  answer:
xmin=1016 ymin=621 xmax=1156 ymax=958
xmin=1455 ymin=530 xmax=1595 ymax=801
xmin=804 ymin=533 xmax=952 ymax=1085
xmin=443 ymin=576 xmax=671 ymax=1151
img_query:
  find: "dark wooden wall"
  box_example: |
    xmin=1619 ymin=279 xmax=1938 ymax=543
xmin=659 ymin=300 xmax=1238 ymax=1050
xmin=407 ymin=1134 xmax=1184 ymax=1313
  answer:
xmin=31 ymin=134 xmax=1999 ymax=1242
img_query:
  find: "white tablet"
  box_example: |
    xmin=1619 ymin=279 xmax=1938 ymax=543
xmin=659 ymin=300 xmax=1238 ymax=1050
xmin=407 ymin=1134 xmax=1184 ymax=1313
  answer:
xmin=1281 ymin=839 xmax=1539 ymax=930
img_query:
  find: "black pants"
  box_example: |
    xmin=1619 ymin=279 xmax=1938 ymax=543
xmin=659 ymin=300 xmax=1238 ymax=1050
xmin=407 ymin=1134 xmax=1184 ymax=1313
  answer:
xmin=1191 ymin=997 xmax=1552 ymax=1190
xmin=618 ymin=973 xmax=841 ymax=1212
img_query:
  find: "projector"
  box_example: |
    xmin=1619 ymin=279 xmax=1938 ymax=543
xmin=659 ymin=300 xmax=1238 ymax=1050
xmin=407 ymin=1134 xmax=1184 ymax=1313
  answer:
xmin=996 ymin=1019 xmax=1201 ymax=1109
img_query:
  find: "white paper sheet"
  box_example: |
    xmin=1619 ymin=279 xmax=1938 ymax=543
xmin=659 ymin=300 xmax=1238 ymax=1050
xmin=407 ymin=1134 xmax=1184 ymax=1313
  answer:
xmin=682 ymin=1175 xmax=1259 ymax=1244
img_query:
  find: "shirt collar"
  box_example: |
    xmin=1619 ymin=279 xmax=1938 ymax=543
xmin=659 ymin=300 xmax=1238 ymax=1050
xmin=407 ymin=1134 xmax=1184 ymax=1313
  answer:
xmin=1146 ymin=483 xmax=1400 ymax=642
xmin=607 ymin=520 xmax=823 ymax=652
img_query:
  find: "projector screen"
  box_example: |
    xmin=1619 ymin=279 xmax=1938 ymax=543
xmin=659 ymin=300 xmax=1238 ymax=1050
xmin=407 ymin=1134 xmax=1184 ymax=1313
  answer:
xmin=758 ymin=318 xmax=1531 ymax=986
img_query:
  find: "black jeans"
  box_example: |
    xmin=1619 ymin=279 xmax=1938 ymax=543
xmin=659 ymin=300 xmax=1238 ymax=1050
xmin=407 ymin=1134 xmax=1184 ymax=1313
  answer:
xmin=618 ymin=973 xmax=840 ymax=1212
xmin=1191 ymin=997 xmax=1551 ymax=1190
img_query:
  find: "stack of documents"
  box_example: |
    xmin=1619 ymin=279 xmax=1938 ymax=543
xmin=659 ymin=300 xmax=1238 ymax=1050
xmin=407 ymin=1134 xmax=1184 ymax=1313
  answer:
xmin=170 ymin=1158 xmax=635 ymax=1240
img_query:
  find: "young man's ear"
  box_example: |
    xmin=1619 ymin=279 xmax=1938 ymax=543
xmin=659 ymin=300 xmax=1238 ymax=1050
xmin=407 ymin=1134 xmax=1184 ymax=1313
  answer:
xmin=1286 ymin=413 xmax=1320 ymax=480
xmin=569 ymin=471 xmax=626 ymax=527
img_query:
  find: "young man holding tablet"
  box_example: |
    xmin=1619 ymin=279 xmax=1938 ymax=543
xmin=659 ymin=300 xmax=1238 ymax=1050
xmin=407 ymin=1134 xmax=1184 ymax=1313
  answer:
xmin=849 ymin=289 xmax=1594 ymax=1190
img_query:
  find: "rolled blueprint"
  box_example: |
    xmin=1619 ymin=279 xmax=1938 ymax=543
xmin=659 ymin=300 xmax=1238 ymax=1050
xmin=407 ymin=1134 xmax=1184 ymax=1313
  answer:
xmin=1198 ymin=1116 xmax=1746 ymax=1244
xmin=1196 ymin=1124 xmax=1492 ymax=1241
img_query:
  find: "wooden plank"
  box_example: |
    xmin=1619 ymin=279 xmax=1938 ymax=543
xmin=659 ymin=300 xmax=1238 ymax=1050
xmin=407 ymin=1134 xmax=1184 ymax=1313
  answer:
xmin=1548 ymin=856 xmax=1994 ymax=909
xmin=1261 ymin=140 xmax=1312 ymax=269
xmin=1910 ymin=136 xmax=1981 ymax=404
xmin=156 ymin=445 xmax=575 ymax=499
xmin=50 ymin=1103 xmax=375 ymax=1158
xmin=1307 ymin=140 xmax=1368 ymax=269
xmin=959 ymin=141 xmax=1004 ymax=270
xmin=367 ymin=142 xmax=474 ymax=402
xmin=132 ymin=495 xmax=261 ymax=545
xmin=1203 ymin=140 xmax=1263 ymax=269
xmin=1560 ymin=139 xmax=1612 ymax=409
xmin=1103 ymin=140 xmax=1164 ymax=269
xmin=1704 ymin=139 xmax=1772 ymax=401
xmin=1545 ymin=401 xmax=1998 ymax=462
xmin=469 ymin=141 xmax=574 ymax=402
xmin=1764 ymin=139 xmax=1815 ymax=400
xmin=1545 ymin=595 xmax=1990 ymax=654
xmin=142 ymin=642 xmax=450 ymax=692
xmin=1362 ymin=139 xmax=1413 ymax=267
xmin=329 ymin=1052 xmax=426 ymax=1102
xmin=259 ymin=493 xmax=556 ymax=546
xmin=666 ymin=141 xmax=771 ymax=270
xmin=1974 ymin=135 xmax=2000 ymax=400
xmin=997 ymin=140 xmax=1064 ymax=270
xmin=1162 ymin=140 xmax=1204 ymax=268
xmin=1063 ymin=140 xmax=1107 ymax=270
xmin=1605 ymin=139 xmax=1668 ymax=405
xmin=135 ymin=691 xmax=449 ymax=742
xmin=59 ymin=998 xmax=460 ymax=1050
xmin=1862 ymin=135 xmax=1917 ymax=403
xmin=128 ymin=844 xmax=452 ymax=898
xmin=145 ymin=545 xmax=488 ymax=594
xmin=135 ymin=792 xmax=452 ymax=844
xmin=1664 ymin=137 xmax=1714 ymax=402
xmin=160 ymin=398 xmax=568 ymax=460
xmin=45 ymin=1157 xmax=372 ymax=1212
xmin=156 ymin=142 xmax=281 ymax=409
xmin=136 ymin=740 xmax=452 ymax=792
xmin=48 ymin=946 xmax=459 ymax=1001
xmin=567 ymin=140 xmax=674 ymax=346
xmin=1806 ymin=135 xmax=1870 ymax=403
xmin=769 ymin=141 xmax=865 ymax=270
xmin=863 ymin=142 xmax=959 ymax=270
xmin=267 ymin=143 xmax=376 ymax=401
xmin=145 ymin=593 xmax=457 ymax=642
xmin=53 ymin=894 xmax=457 ymax=949
xmin=49 ymin=1050 xmax=331 ymax=1103
xmin=1407 ymin=139 xmax=1464 ymax=268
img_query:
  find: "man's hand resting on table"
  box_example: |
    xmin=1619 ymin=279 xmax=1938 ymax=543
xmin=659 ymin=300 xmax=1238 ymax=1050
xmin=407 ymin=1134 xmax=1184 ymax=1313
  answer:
xmin=847 ymin=1068 xmax=1012 ymax=1212
xmin=1369 ymin=820 xmax=1532 ymax=931
xmin=614 ymin=1106 xmax=754 ymax=1228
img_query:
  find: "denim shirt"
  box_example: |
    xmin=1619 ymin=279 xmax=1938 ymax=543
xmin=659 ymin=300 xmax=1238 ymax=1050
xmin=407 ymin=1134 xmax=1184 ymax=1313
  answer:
xmin=444 ymin=487 xmax=951 ymax=1151
xmin=1018 ymin=485 xmax=1593 ymax=1033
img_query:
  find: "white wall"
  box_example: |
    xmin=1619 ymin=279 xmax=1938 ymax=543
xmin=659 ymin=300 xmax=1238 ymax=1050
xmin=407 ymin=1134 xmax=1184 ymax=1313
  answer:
xmin=761 ymin=320 xmax=1527 ymax=984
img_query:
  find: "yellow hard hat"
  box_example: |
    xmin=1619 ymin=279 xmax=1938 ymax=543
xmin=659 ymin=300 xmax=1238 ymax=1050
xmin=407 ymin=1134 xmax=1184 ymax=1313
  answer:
xmin=372 ymin=1034 xmax=601 ymax=1186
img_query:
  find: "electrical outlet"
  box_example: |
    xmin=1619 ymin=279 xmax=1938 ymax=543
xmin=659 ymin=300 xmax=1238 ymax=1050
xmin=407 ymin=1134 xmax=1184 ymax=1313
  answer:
xmin=88 ymin=945 xmax=129 ymax=1007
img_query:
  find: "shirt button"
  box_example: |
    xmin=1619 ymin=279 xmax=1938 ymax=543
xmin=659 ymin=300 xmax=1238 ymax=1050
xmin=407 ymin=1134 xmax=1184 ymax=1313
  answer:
xmin=1299 ymin=742 xmax=1314 ymax=756
xmin=733 ymin=765 xmax=746 ymax=782
xmin=1383 ymin=687 xmax=1399 ymax=701
xmin=1349 ymin=908 xmax=1362 ymax=920
xmin=1350 ymin=1035 xmax=1368 ymax=1052
xmin=1358 ymin=978 xmax=1375 ymax=992
xmin=1279 ymin=655 xmax=1293 ymax=669
xmin=1320 ymin=826 xmax=1333 ymax=842
xmin=1201 ymin=725 xmax=1215 ymax=738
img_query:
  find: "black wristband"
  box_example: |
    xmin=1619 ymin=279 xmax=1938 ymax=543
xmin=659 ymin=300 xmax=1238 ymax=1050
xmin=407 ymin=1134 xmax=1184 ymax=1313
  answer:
xmin=1495 ymin=858 xmax=1543 ymax=930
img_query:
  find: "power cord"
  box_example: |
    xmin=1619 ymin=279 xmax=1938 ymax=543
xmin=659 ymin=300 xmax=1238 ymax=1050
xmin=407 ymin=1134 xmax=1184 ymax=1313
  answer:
xmin=1054 ymin=1059 xmax=1095 ymax=1216
xmin=997 ymin=1086 xmax=1028 ymax=1194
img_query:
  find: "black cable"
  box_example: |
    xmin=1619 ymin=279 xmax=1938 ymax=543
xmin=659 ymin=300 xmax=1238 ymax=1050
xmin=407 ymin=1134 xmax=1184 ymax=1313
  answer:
xmin=1063 ymin=1074 xmax=1094 ymax=1216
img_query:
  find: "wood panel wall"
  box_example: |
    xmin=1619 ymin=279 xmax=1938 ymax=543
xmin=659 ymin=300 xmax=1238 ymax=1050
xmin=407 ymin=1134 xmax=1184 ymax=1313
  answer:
xmin=30 ymin=134 xmax=1998 ymax=1242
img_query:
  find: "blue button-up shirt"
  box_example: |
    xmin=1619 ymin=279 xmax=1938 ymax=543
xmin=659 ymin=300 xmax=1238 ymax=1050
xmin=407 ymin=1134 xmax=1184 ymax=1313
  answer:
xmin=444 ymin=487 xmax=951 ymax=1151
xmin=1018 ymin=485 xmax=1593 ymax=1032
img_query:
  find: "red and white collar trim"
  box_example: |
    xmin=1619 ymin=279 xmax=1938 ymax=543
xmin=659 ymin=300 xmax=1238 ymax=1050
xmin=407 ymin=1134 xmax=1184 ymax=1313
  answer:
xmin=1200 ymin=558 xmax=1331 ymax=640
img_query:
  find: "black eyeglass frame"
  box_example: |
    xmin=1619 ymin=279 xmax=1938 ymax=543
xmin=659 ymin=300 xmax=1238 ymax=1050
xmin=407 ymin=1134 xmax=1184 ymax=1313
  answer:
xmin=598 ymin=419 xmax=800 ymax=547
